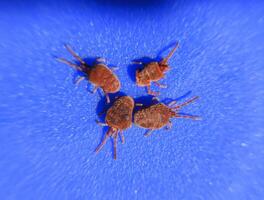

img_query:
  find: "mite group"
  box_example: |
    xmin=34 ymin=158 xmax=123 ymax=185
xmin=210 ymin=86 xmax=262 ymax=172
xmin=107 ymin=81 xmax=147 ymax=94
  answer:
xmin=57 ymin=43 xmax=201 ymax=159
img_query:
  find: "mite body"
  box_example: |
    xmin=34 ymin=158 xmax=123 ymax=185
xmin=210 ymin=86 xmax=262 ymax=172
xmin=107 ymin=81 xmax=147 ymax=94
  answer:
xmin=135 ymin=42 xmax=179 ymax=96
xmin=95 ymin=96 xmax=134 ymax=159
xmin=134 ymin=96 xmax=200 ymax=136
xmin=57 ymin=44 xmax=120 ymax=103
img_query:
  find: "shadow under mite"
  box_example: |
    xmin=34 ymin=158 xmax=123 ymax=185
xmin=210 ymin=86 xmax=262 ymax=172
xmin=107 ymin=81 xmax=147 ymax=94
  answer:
xmin=69 ymin=57 xmax=97 ymax=87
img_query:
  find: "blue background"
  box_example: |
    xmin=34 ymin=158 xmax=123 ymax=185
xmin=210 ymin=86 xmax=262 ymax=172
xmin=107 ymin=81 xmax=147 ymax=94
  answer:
xmin=0 ymin=0 xmax=264 ymax=199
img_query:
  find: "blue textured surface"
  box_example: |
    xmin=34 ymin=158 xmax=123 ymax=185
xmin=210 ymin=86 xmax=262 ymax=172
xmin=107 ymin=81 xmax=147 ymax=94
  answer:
xmin=0 ymin=0 xmax=264 ymax=199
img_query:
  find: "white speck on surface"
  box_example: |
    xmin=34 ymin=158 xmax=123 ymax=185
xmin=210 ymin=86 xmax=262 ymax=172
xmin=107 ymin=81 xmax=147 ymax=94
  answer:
xmin=241 ymin=143 xmax=248 ymax=147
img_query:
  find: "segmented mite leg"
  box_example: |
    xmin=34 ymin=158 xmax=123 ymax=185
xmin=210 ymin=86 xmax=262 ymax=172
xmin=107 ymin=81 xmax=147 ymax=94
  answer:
xmin=144 ymin=129 xmax=153 ymax=137
xmin=110 ymin=67 xmax=119 ymax=71
xmin=175 ymin=115 xmax=201 ymax=120
xmin=113 ymin=131 xmax=118 ymax=160
xmin=160 ymin=42 xmax=179 ymax=65
xmin=132 ymin=61 xmax=143 ymax=65
xmin=147 ymin=86 xmax=159 ymax=96
xmin=91 ymin=85 xmax=99 ymax=94
xmin=119 ymin=131 xmax=125 ymax=144
xmin=166 ymin=121 xmax=172 ymax=130
xmin=75 ymin=76 xmax=86 ymax=85
xmin=152 ymin=96 xmax=160 ymax=102
xmin=173 ymin=96 xmax=199 ymax=110
xmin=95 ymin=57 xmax=106 ymax=64
xmin=96 ymin=120 xmax=108 ymax=126
xmin=95 ymin=128 xmax=113 ymax=154
xmin=104 ymin=92 xmax=110 ymax=104
xmin=168 ymin=100 xmax=177 ymax=107
xmin=64 ymin=44 xmax=86 ymax=65
xmin=153 ymin=82 xmax=167 ymax=88
xmin=56 ymin=57 xmax=83 ymax=71
xmin=135 ymin=103 xmax=143 ymax=107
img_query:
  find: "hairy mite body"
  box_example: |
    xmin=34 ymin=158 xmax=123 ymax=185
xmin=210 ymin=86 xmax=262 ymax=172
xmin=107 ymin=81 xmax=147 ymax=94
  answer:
xmin=134 ymin=103 xmax=175 ymax=129
xmin=56 ymin=44 xmax=120 ymax=103
xmin=135 ymin=42 xmax=179 ymax=96
xmin=136 ymin=62 xmax=164 ymax=86
xmin=95 ymin=96 xmax=134 ymax=159
xmin=89 ymin=64 xmax=120 ymax=94
xmin=134 ymin=96 xmax=201 ymax=136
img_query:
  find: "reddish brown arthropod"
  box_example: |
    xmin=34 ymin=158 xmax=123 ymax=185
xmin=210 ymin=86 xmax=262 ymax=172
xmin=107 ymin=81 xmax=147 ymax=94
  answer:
xmin=135 ymin=42 xmax=179 ymax=96
xmin=134 ymin=96 xmax=201 ymax=136
xmin=95 ymin=96 xmax=134 ymax=159
xmin=56 ymin=44 xmax=120 ymax=103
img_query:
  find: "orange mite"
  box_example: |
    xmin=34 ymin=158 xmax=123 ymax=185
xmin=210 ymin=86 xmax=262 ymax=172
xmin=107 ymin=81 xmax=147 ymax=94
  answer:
xmin=95 ymin=96 xmax=134 ymax=159
xmin=135 ymin=42 xmax=179 ymax=96
xmin=56 ymin=44 xmax=120 ymax=103
xmin=134 ymin=96 xmax=201 ymax=137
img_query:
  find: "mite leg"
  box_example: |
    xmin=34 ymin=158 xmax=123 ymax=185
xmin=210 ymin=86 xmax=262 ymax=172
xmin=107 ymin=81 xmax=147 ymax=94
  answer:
xmin=166 ymin=121 xmax=172 ymax=130
xmin=110 ymin=67 xmax=119 ymax=71
xmin=91 ymin=85 xmax=99 ymax=94
xmin=75 ymin=76 xmax=86 ymax=85
xmin=153 ymin=81 xmax=167 ymax=88
xmin=175 ymin=115 xmax=201 ymax=120
xmin=104 ymin=92 xmax=110 ymax=104
xmin=56 ymin=57 xmax=82 ymax=71
xmin=160 ymin=42 xmax=179 ymax=65
xmin=152 ymin=96 xmax=160 ymax=102
xmin=95 ymin=128 xmax=112 ymax=154
xmin=119 ymin=131 xmax=125 ymax=144
xmin=64 ymin=44 xmax=86 ymax=65
xmin=147 ymin=85 xmax=159 ymax=96
xmin=96 ymin=120 xmax=108 ymax=126
xmin=132 ymin=61 xmax=143 ymax=65
xmin=135 ymin=103 xmax=143 ymax=107
xmin=173 ymin=96 xmax=199 ymax=110
xmin=144 ymin=129 xmax=154 ymax=137
xmin=168 ymin=100 xmax=177 ymax=107
xmin=113 ymin=131 xmax=118 ymax=160
xmin=96 ymin=57 xmax=106 ymax=63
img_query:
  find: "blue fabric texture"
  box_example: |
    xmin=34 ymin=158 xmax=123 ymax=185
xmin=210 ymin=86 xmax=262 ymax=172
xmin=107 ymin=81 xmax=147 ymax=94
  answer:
xmin=0 ymin=0 xmax=263 ymax=199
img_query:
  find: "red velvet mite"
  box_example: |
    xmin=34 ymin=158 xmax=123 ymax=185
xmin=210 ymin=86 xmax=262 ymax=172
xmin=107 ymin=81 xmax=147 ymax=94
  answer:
xmin=135 ymin=42 xmax=179 ymax=96
xmin=95 ymin=96 xmax=134 ymax=159
xmin=56 ymin=44 xmax=120 ymax=103
xmin=134 ymin=96 xmax=201 ymax=137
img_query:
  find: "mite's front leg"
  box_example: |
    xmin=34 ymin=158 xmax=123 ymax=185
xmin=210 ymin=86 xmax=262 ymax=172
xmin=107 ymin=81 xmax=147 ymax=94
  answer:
xmin=75 ymin=76 xmax=85 ymax=85
xmin=153 ymin=81 xmax=167 ymax=88
xmin=104 ymin=92 xmax=110 ymax=104
xmin=88 ymin=85 xmax=99 ymax=94
xmin=96 ymin=120 xmax=108 ymax=127
xmin=144 ymin=129 xmax=154 ymax=137
xmin=147 ymin=85 xmax=160 ymax=96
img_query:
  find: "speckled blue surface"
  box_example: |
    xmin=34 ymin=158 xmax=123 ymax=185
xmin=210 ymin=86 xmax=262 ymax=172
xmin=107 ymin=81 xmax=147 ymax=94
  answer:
xmin=0 ymin=0 xmax=264 ymax=199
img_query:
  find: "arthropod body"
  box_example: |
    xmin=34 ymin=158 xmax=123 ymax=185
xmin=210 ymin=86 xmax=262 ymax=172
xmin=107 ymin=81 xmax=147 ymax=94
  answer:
xmin=57 ymin=44 xmax=120 ymax=103
xmin=135 ymin=42 xmax=179 ymax=95
xmin=134 ymin=96 xmax=200 ymax=136
xmin=95 ymin=96 xmax=134 ymax=159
